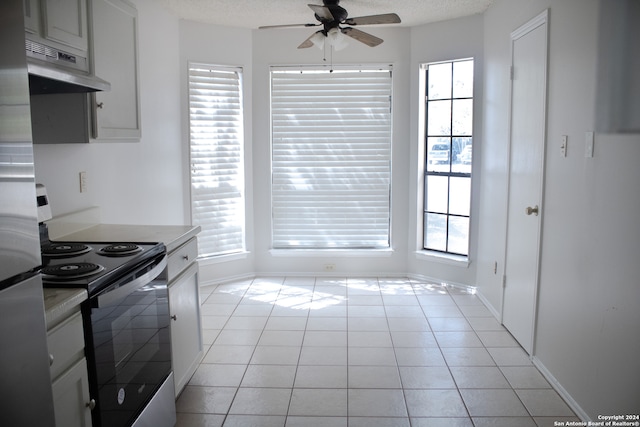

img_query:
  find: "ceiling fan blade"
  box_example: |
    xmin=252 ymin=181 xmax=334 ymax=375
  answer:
xmin=308 ymin=4 xmax=333 ymax=21
xmin=341 ymin=27 xmax=383 ymax=47
xmin=344 ymin=13 xmax=401 ymax=26
xmin=259 ymin=23 xmax=319 ymax=29
xmin=298 ymin=31 xmax=320 ymax=49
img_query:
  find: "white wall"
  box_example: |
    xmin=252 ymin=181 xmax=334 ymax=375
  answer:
xmin=478 ymin=0 xmax=640 ymax=419
xmin=33 ymin=0 xmax=184 ymax=226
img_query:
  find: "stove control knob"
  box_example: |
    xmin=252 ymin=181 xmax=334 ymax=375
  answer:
xmin=86 ymin=399 xmax=96 ymax=410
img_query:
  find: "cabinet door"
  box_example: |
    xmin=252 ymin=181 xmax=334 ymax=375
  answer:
xmin=24 ymin=0 xmax=40 ymax=34
xmin=43 ymin=0 xmax=88 ymax=51
xmin=169 ymin=262 xmax=203 ymax=396
xmin=91 ymin=0 xmax=141 ymax=140
xmin=51 ymin=358 xmax=93 ymax=427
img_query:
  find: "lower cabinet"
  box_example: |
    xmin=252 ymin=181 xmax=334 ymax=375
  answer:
xmin=167 ymin=238 xmax=203 ymax=396
xmin=51 ymin=358 xmax=93 ymax=427
xmin=47 ymin=311 xmax=92 ymax=427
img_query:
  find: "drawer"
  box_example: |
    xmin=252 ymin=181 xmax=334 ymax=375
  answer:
xmin=47 ymin=311 xmax=85 ymax=380
xmin=167 ymin=237 xmax=198 ymax=282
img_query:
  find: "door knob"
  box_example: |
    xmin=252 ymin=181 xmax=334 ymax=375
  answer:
xmin=525 ymin=205 xmax=539 ymax=216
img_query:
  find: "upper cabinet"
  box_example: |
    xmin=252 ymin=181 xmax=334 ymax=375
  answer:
xmin=24 ymin=0 xmax=141 ymax=143
xmin=23 ymin=0 xmax=40 ymax=35
xmin=43 ymin=0 xmax=89 ymax=51
xmin=90 ymin=0 xmax=141 ymax=141
xmin=24 ymin=0 xmax=88 ymax=54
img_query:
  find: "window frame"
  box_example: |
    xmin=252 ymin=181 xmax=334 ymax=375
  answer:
xmin=421 ymin=58 xmax=474 ymax=258
xmin=269 ymin=65 xmax=393 ymax=250
xmin=188 ymin=62 xmax=246 ymax=259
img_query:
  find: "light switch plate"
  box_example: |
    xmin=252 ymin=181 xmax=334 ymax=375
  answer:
xmin=561 ymin=135 xmax=568 ymax=157
xmin=79 ymin=171 xmax=87 ymax=193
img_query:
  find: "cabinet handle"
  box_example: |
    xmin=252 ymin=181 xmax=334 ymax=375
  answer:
xmin=182 ymin=255 xmax=189 ymax=261
xmin=96 ymin=102 xmax=104 ymax=109
xmin=171 ymin=315 xmax=177 ymax=321
xmin=49 ymin=353 xmax=54 ymax=366
xmin=86 ymin=399 xmax=96 ymax=410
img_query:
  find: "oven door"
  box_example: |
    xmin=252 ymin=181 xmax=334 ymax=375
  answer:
xmin=84 ymin=253 xmax=172 ymax=427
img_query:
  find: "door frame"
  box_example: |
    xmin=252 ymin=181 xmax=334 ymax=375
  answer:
xmin=501 ymin=9 xmax=549 ymax=355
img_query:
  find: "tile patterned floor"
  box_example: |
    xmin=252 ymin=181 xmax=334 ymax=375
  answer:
xmin=175 ymin=277 xmax=579 ymax=427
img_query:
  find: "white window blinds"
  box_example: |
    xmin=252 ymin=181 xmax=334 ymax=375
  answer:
xmin=189 ymin=64 xmax=245 ymax=257
xmin=271 ymin=67 xmax=392 ymax=249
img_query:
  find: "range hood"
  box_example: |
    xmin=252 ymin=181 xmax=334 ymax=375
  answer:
xmin=26 ymin=39 xmax=110 ymax=94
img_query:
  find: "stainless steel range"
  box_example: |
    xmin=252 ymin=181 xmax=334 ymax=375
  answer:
xmin=38 ymin=190 xmax=176 ymax=427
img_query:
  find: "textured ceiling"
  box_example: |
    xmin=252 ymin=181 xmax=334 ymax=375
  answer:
xmin=158 ymin=0 xmax=494 ymax=29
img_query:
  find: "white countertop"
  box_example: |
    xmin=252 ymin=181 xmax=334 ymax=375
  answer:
xmin=58 ymin=224 xmax=201 ymax=253
xmin=43 ymin=288 xmax=87 ymax=329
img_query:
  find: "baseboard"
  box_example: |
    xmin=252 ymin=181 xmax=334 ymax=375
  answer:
xmin=406 ymin=272 xmax=477 ymax=294
xmin=200 ymin=271 xmax=478 ymax=291
xmin=474 ymin=288 xmax=502 ymax=320
xmin=198 ymin=272 xmax=256 ymax=288
xmin=531 ymin=356 xmax=589 ymax=422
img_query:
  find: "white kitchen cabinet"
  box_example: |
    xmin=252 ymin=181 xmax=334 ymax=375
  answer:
xmin=23 ymin=0 xmax=40 ymax=34
xmin=47 ymin=310 xmax=93 ymax=427
xmin=90 ymin=0 xmax=141 ymax=140
xmin=51 ymin=358 xmax=93 ymax=427
xmin=24 ymin=0 xmax=89 ymax=53
xmin=43 ymin=0 xmax=89 ymax=51
xmin=167 ymin=237 xmax=203 ymax=397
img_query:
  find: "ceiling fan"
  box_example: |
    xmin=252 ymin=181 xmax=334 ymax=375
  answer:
xmin=259 ymin=0 xmax=401 ymax=49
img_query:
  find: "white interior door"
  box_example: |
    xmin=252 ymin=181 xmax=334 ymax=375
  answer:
xmin=502 ymin=11 xmax=548 ymax=355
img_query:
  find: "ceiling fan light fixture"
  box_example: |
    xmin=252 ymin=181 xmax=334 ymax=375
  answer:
xmin=310 ymin=31 xmax=326 ymax=49
xmin=327 ymin=27 xmax=348 ymax=51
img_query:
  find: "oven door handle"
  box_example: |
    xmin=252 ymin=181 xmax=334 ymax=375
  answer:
xmin=96 ymin=255 xmax=167 ymax=308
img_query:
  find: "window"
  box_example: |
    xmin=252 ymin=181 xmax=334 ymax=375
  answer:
xmin=188 ymin=64 xmax=245 ymax=257
xmin=270 ymin=66 xmax=392 ymax=249
xmin=423 ymin=59 xmax=474 ymax=256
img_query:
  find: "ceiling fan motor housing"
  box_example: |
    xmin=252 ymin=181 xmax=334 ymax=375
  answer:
xmin=318 ymin=2 xmax=348 ymax=28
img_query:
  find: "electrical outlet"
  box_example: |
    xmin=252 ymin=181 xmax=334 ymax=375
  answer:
xmin=79 ymin=171 xmax=87 ymax=193
xmin=324 ymin=263 xmax=336 ymax=272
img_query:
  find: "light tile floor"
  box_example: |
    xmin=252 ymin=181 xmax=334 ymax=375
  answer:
xmin=175 ymin=277 xmax=579 ymax=427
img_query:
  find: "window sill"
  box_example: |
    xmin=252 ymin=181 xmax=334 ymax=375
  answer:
xmin=198 ymin=251 xmax=250 ymax=266
xmin=270 ymin=248 xmax=394 ymax=258
xmin=414 ymin=250 xmax=470 ymax=268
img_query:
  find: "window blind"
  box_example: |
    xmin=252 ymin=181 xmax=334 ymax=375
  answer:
xmin=271 ymin=67 xmax=392 ymax=249
xmin=189 ymin=64 xmax=245 ymax=257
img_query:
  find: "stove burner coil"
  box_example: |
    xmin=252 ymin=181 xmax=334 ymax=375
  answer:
xmin=41 ymin=243 xmax=92 ymax=258
xmin=97 ymin=243 xmax=143 ymax=257
xmin=41 ymin=262 xmax=105 ymax=280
